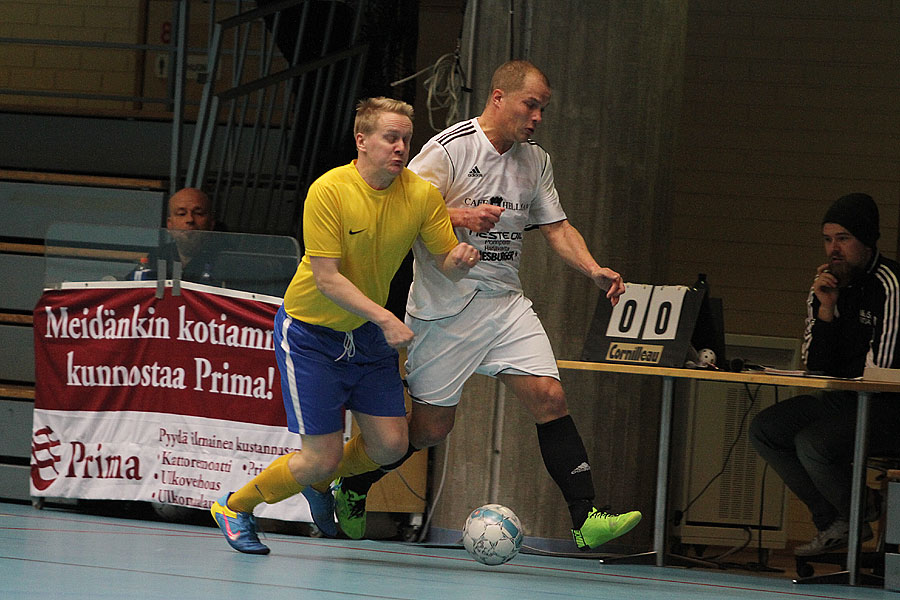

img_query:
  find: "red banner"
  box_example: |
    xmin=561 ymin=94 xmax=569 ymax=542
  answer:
xmin=33 ymin=283 xmax=285 ymax=425
xmin=29 ymin=282 xmax=314 ymax=523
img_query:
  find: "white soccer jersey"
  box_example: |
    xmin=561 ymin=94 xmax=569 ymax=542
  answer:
xmin=406 ymin=117 xmax=567 ymax=320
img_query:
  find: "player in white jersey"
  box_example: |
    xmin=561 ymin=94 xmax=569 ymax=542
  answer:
xmin=333 ymin=60 xmax=641 ymax=550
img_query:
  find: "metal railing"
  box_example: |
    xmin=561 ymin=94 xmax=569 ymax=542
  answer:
xmin=184 ymin=0 xmax=366 ymax=236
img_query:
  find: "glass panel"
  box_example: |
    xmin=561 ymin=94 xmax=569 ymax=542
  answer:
xmin=44 ymin=222 xmax=300 ymax=297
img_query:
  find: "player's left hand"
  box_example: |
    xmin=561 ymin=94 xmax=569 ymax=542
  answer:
xmin=592 ymin=267 xmax=626 ymax=306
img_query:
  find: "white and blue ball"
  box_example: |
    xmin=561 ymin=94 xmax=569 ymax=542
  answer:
xmin=462 ymin=504 xmax=524 ymax=565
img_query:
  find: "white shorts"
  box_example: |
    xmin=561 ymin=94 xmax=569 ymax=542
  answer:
xmin=404 ymin=290 xmax=560 ymax=406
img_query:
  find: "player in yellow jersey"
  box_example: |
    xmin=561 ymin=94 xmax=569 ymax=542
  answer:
xmin=211 ymin=97 xmax=480 ymax=554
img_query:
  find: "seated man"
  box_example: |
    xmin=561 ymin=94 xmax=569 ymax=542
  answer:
xmin=163 ymin=187 xmax=220 ymax=283
xmin=128 ymin=188 xmax=222 ymax=283
xmin=750 ymin=193 xmax=900 ymax=556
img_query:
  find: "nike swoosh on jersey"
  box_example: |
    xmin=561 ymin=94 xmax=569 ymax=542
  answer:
xmin=349 ymin=229 xmax=366 ymax=235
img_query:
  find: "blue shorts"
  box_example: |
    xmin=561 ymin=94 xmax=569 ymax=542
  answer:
xmin=274 ymin=305 xmax=406 ymax=435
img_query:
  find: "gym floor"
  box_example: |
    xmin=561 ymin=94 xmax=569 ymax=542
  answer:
xmin=1 ymin=501 xmax=895 ymax=599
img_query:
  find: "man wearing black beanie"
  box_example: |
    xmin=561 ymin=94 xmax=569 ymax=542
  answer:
xmin=750 ymin=193 xmax=900 ymax=558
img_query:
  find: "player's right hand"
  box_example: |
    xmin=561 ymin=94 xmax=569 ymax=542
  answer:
xmin=812 ymin=263 xmax=839 ymax=319
xmin=451 ymin=205 xmax=504 ymax=232
xmin=380 ymin=317 xmax=415 ymax=349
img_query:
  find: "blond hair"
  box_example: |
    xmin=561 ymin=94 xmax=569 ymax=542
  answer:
xmin=354 ymin=97 xmax=414 ymax=135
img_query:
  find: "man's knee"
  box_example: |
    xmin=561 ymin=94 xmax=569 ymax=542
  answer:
xmin=748 ymin=405 xmax=790 ymax=454
xmin=409 ymin=417 xmax=452 ymax=448
xmin=290 ymin=450 xmax=342 ymax=484
xmin=410 ymin=422 xmax=451 ymax=448
xmin=525 ymin=379 xmax=568 ymax=423
xmin=366 ymin=430 xmax=409 ymax=466
xmin=407 ymin=401 xmax=455 ymax=448
xmin=748 ymin=415 xmax=768 ymax=451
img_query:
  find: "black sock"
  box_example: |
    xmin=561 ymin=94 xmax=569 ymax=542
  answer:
xmin=342 ymin=443 xmax=418 ymax=495
xmin=536 ymin=415 xmax=595 ymax=528
xmin=568 ymin=499 xmax=593 ymax=529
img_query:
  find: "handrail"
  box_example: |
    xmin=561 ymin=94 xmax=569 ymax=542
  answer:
xmin=0 ymin=170 xmax=165 ymax=191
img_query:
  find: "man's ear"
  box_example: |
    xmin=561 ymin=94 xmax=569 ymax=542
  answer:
xmin=355 ymin=131 xmax=366 ymax=153
xmin=490 ymin=88 xmax=503 ymax=108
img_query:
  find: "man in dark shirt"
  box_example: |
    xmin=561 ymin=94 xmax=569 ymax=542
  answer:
xmin=750 ymin=193 xmax=900 ymax=556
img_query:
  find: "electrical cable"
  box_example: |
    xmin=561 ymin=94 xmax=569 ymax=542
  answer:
xmin=390 ymin=48 xmax=471 ymax=132
xmin=672 ymin=382 xmax=787 ymax=572
xmin=674 ymin=382 xmax=761 ymax=524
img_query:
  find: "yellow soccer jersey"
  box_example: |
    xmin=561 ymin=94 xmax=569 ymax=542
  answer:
xmin=283 ymin=162 xmax=458 ymax=331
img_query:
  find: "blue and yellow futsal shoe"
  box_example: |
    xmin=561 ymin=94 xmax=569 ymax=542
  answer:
xmin=572 ymin=506 xmax=642 ymax=550
xmin=301 ymin=485 xmax=338 ymax=537
xmin=210 ymin=493 xmax=270 ymax=554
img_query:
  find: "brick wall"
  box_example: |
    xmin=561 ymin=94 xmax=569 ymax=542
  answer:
xmin=0 ymin=1 xmax=265 ymax=114
xmin=670 ymin=1 xmax=900 ymax=341
xmin=0 ymin=0 xmax=141 ymax=111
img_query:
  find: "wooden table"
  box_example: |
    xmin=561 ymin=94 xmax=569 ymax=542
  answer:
xmin=558 ymin=360 xmax=900 ymax=585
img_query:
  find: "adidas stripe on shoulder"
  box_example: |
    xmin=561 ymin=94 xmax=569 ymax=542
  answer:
xmin=437 ymin=121 xmax=475 ymax=147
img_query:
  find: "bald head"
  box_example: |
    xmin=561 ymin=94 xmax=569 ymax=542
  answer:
xmin=485 ymin=60 xmax=550 ymax=105
xmin=167 ymin=188 xmax=213 ymax=231
xmin=479 ymin=60 xmax=552 ymax=154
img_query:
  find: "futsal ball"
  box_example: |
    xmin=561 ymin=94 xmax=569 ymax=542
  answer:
xmin=697 ymin=348 xmax=716 ymax=367
xmin=462 ymin=504 xmax=524 ymax=565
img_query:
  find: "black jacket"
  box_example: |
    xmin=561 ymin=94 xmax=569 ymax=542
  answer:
xmin=803 ymin=251 xmax=900 ymax=378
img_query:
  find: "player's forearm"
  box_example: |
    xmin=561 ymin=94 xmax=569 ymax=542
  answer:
xmin=314 ymin=271 xmax=396 ymax=327
xmin=545 ymin=222 xmax=599 ymax=277
xmin=437 ymin=253 xmax=468 ymax=282
xmin=448 ymin=207 xmax=469 ymax=229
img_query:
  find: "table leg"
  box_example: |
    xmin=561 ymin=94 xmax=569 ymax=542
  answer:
xmin=652 ymin=376 xmax=673 ymax=566
xmin=847 ymin=390 xmax=870 ymax=585
xmin=599 ymin=376 xmax=717 ymax=568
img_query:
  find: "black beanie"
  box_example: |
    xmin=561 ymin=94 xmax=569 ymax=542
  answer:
xmin=822 ymin=193 xmax=880 ymax=249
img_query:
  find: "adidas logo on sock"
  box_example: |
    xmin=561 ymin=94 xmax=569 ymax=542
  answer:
xmin=570 ymin=462 xmax=591 ymax=475
xmin=467 ymin=165 xmax=483 ymax=177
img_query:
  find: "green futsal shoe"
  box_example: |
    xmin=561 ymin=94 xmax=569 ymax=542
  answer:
xmin=334 ymin=477 xmax=368 ymax=539
xmin=572 ymin=506 xmax=642 ymax=550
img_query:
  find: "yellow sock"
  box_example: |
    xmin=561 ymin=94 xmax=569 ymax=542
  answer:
xmin=310 ymin=434 xmax=379 ymax=493
xmin=228 ymin=452 xmax=303 ymax=513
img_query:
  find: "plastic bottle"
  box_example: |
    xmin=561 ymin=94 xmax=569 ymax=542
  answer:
xmin=130 ymin=257 xmax=153 ymax=281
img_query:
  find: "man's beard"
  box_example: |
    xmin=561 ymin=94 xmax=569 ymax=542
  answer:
xmin=828 ymin=259 xmax=864 ymax=287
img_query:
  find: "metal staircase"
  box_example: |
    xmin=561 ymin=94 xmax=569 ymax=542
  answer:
xmin=184 ymin=0 xmax=367 ymax=236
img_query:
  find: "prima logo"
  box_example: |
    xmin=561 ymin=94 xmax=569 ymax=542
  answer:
xmin=31 ymin=425 xmax=62 ymax=491
xmin=65 ymin=441 xmax=143 ymax=480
